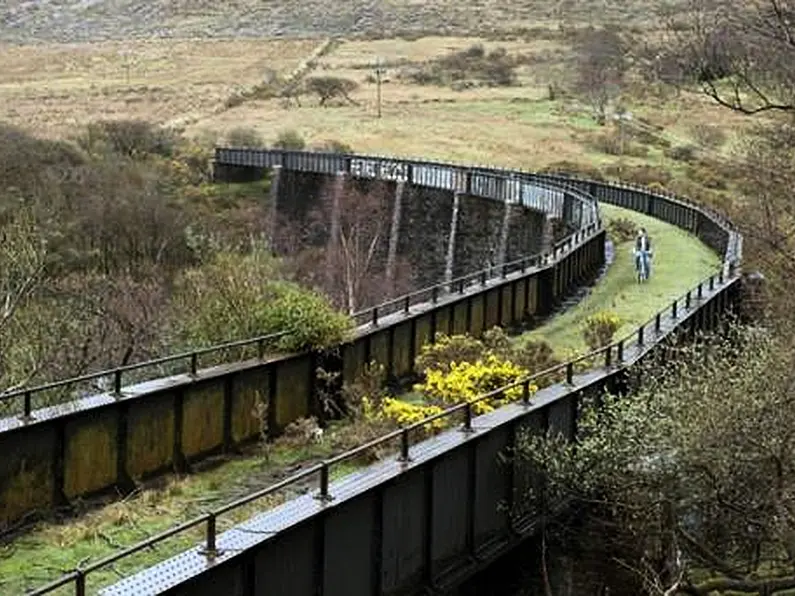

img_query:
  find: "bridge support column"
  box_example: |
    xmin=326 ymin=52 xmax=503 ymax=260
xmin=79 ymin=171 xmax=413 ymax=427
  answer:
xmin=385 ymin=180 xmax=406 ymax=293
xmin=326 ymin=171 xmax=347 ymax=288
xmin=267 ymin=165 xmax=282 ymax=250
xmin=444 ymin=191 xmax=462 ymax=285
xmin=541 ymin=215 xmax=555 ymax=259
xmin=496 ymin=199 xmax=512 ymax=268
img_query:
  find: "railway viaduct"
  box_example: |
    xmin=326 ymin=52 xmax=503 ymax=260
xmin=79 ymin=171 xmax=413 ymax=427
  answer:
xmin=6 ymin=149 xmax=742 ymax=596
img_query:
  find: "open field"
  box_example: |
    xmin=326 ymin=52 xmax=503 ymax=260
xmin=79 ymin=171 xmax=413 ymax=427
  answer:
xmin=0 ymin=38 xmax=323 ymax=137
xmin=191 ymin=34 xmax=756 ymax=180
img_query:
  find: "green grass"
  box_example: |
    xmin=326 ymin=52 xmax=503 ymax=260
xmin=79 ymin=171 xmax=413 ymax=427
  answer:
xmin=518 ymin=203 xmax=721 ymax=358
xmin=0 ymin=436 xmax=360 ymax=596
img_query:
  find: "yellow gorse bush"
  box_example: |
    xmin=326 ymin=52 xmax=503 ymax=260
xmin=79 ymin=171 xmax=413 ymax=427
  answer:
xmin=416 ymin=354 xmax=536 ymax=415
xmin=583 ymin=310 xmax=622 ymax=351
xmin=380 ymin=398 xmax=447 ymax=431
xmin=360 ymin=395 xmax=447 ymax=432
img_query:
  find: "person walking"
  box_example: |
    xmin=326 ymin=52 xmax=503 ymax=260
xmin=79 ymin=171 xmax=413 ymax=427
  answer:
xmin=634 ymin=227 xmax=653 ymax=280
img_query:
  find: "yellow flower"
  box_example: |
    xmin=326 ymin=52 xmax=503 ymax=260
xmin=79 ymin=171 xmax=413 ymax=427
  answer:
xmin=417 ymin=354 xmax=537 ymax=415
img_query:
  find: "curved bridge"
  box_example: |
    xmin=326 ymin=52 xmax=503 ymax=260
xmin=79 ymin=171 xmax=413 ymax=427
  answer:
xmin=21 ymin=149 xmax=743 ymax=596
xmin=0 ymin=149 xmax=607 ymax=533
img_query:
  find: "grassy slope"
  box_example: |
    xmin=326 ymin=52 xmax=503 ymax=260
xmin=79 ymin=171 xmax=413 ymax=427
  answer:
xmin=520 ymin=204 xmax=720 ymax=357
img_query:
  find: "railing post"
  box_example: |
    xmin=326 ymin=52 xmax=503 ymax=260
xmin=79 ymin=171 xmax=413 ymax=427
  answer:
xmin=522 ymin=380 xmax=531 ymax=407
xmin=480 ymin=271 xmax=487 ymax=286
xmin=432 ymin=286 xmax=439 ymax=303
xmin=257 ymin=338 xmax=266 ymax=360
xmin=655 ymin=313 xmax=661 ymax=333
xmin=317 ymin=463 xmax=333 ymax=501
xmin=719 ymin=269 xmax=724 ymax=284
xmin=672 ymin=300 xmax=678 ymax=319
xmin=697 ymin=282 xmax=703 ymax=299
xmin=638 ymin=325 xmax=645 ymax=346
xmin=566 ymin=362 xmax=574 ymax=385
xmin=76 ymin=569 xmax=86 ymax=596
xmin=686 ymin=291 xmax=691 ymax=309
xmin=20 ymin=391 xmax=33 ymax=422
xmin=404 ymin=295 xmax=410 ymax=314
xmin=605 ymin=345 xmax=612 ymax=368
xmin=190 ymin=353 xmax=199 ymax=377
xmin=398 ymin=428 xmax=411 ymax=462
xmin=372 ymin=307 xmax=379 ymax=327
xmin=462 ymin=402 xmax=475 ymax=433
xmin=502 ymin=263 xmax=508 ymax=278
xmin=709 ymin=275 xmax=715 ymax=291
xmin=617 ymin=340 xmax=624 ymax=362
xmin=114 ymin=369 xmax=123 ymax=396
xmin=459 ymin=279 xmax=465 ymax=294
xmin=202 ymin=512 xmax=221 ymax=558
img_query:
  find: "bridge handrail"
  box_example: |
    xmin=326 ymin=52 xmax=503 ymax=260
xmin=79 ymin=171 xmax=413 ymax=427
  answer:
xmin=0 ymin=330 xmax=291 ymax=416
xmin=0 ymin=155 xmax=602 ymax=419
xmin=25 ymin=266 xmax=737 ymax=596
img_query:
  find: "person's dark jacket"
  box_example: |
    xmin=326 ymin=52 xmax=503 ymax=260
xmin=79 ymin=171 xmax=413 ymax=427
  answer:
xmin=635 ymin=234 xmax=652 ymax=252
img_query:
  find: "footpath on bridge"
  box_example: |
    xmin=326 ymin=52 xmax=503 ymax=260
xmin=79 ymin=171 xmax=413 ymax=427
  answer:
xmin=0 ymin=202 xmax=719 ymax=596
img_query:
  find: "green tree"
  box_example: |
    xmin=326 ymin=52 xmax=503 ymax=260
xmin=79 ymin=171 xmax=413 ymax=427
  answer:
xmin=172 ymin=241 xmax=353 ymax=354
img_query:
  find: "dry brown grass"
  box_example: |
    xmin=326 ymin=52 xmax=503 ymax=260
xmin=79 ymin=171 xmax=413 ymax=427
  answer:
xmin=0 ymin=38 xmax=323 ymax=138
xmin=183 ymin=35 xmax=759 ymax=176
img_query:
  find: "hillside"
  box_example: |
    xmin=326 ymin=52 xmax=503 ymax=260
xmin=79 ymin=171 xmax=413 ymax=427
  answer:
xmin=1 ymin=0 xmax=674 ymax=43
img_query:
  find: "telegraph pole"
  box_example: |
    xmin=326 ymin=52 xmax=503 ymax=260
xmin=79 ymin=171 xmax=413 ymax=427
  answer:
xmin=375 ymin=57 xmax=385 ymax=118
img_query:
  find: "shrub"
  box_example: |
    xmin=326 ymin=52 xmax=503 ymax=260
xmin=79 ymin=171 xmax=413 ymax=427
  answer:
xmin=313 ymin=139 xmax=353 ymax=154
xmin=541 ymin=160 xmax=605 ymax=181
xmin=604 ymin=164 xmax=671 ymax=187
xmin=416 ymin=354 xmax=533 ymax=415
xmin=401 ymin=44 xmax=518 ymax=88
xmin=582 ymin=311 xmax=622 ymax=351
xmin=376 ymin=398 xmax=447 ymax=432
xmin=606 ymin=217 xmax=639 ymax=244
xmin=273 ymin=129 xmax=306 ymax=150
xmin=415 ymin=333 xmax=488 ymax=375
xmin=689 ymin=123 xmax=727 ymax=149
xmin=83 ymin=119 xmax=179 ymax=158
xmin=664 ymin=144 xmax=698 ymax=162
xmin=263 ymin=282 xmax=353 ymax=351
xmin=172 ymin=244 xmax=353 ymax=354
xmin=589 ymin=132 xmax=649 ymax=158
xmin=686 ymin=164 xmax=727 ymax=190
xmin=226 ymin=127 xmax=265 ymax=148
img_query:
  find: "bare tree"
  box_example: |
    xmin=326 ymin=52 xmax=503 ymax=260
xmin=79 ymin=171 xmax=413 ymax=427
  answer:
xmin=668 ymin=0 xmax=795 ymax=114
xmin=0 ymin=207 xmax=47 ymax=392
xmin=573 ymin=27 xmax=628 ymax=124
xmin=292 ymin=181 xmax=413 ymax=314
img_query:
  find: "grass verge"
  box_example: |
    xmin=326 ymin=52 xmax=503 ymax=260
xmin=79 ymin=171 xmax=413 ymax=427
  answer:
xmin=518 ymin=203 xmax=720 ymax=357
xmin=0 ymin=423 xmax=370 ymax=595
